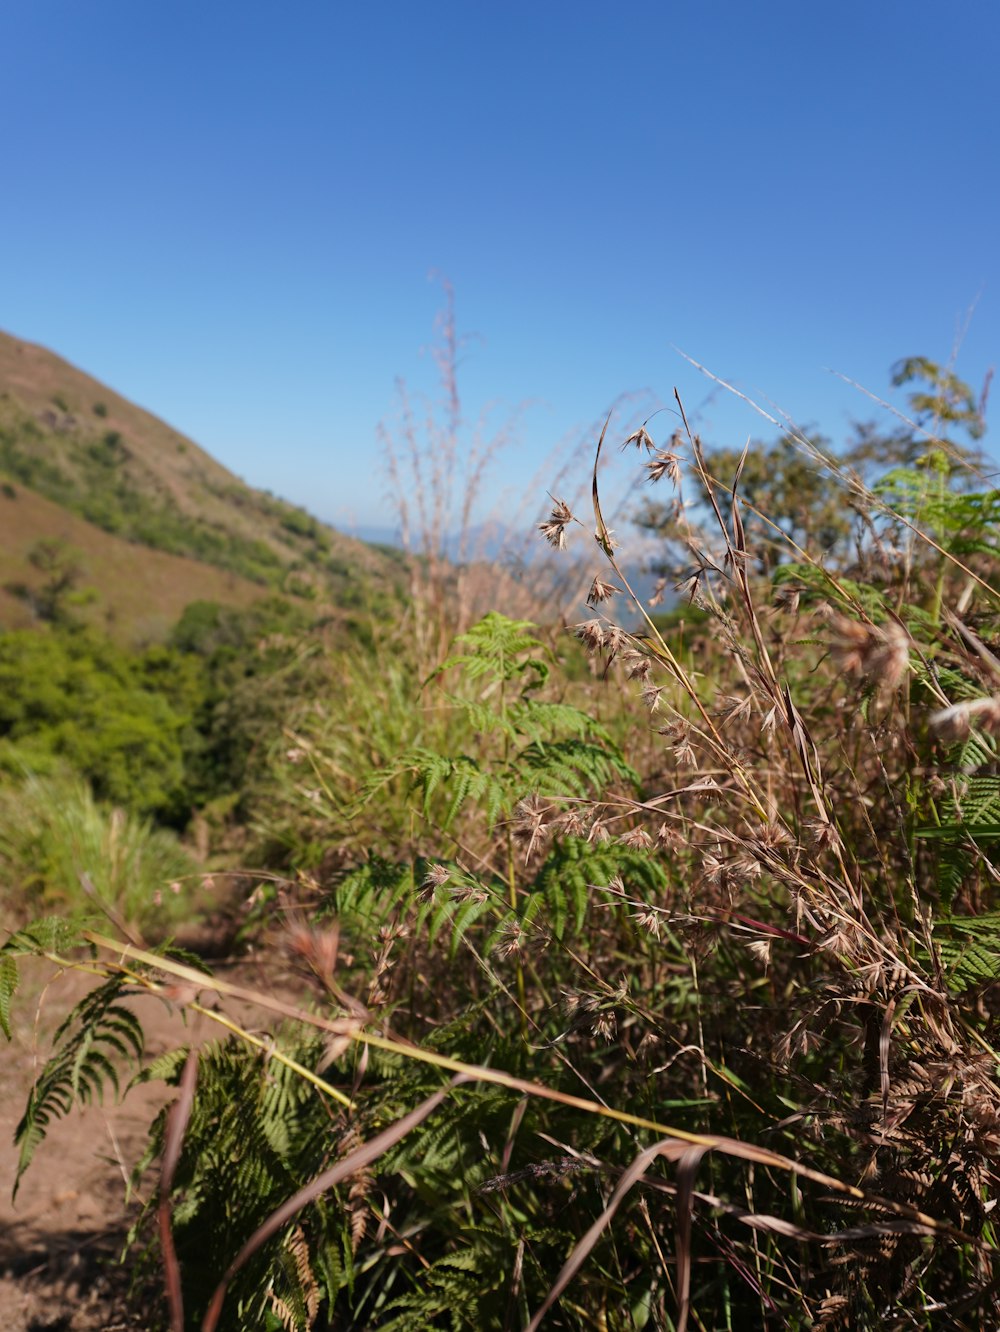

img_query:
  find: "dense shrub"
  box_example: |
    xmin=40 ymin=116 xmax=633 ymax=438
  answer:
xmin=0 ymin=627 xmax=187 ymax=818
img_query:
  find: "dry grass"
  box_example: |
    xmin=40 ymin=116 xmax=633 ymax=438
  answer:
xmin=0 ymin=481 xmax=263 ymax=641
xmin=379 ymin=279 xmax=661 ymax=664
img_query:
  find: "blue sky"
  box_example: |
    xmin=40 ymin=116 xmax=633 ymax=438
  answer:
xmin=1 ymin=1 xmax=997 ymax=535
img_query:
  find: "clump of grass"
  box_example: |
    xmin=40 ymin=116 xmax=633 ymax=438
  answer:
xmin=379 ymin=276 xmax=658 ymax=667
xmin=529 ymin=370 xmax=1000 ymax=1326
xmin=0 ymin=772 xmax=201 ymax=934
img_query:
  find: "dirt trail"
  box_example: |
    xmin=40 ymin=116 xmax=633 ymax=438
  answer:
xmin=0 ymin=963 xmax=183 ymax=1329
xmin=0 ymin=953 xmax=292 ymax=1331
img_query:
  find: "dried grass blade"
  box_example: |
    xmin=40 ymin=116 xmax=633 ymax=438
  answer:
xmin=526 ymin=1139 xmax=690 ymax=1331
xmin=160 ymin=1048 xmax=198 ymax=1332
xmin=880 ymin=996 xmax=896 ymax=1128
xmin=674 ymin=1145 xmax=710 ymax=1332
xmin=78 ymin=871 xmax=144 ymax=949
xmin=730 ymin=442 xmax=749 ymax=560
xmin=728 ymin=442 xmax=779 ymax=688
xmin=591 ymin=411 xmax=613 ymax=556
xmin=83 ymin=936 xmax=974 ymax=1241
xmin=782 ymin=684 xmax=828 ymax=816
xmin=688 ymin=1184 xmax=940 ymax=1245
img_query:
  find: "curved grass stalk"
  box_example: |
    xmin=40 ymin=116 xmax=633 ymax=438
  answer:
xmin=589 ymin=414 xmax=772 ymax=824
xmin=677 ymin=350 xmax=1000 ymax=604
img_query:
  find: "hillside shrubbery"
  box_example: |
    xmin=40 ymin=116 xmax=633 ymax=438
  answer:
xmin=0 ymin=595 xmax=333 ymax=812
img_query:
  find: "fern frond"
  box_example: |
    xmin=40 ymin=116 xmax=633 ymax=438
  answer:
xmin=14 ymin=975 xmax=144 ymax=1196
xmin=934 ymin=912 xmax=1000 ymax=990
xmin=270 ymin=1224 xmax=321 ymax=1330
xmin=0 ymin=954 xmax=16 ymax=1041
xmin=430 ymin=613 xmax=549 ymax=687
xmin=531 ymin=837 xmax=670 ymax=940
xmin=0 ymin=915 xmax=92 ymax=1041
xmin=318 ymin=858 xmax=417 ymax=937
xmin=2 ymin=914 xmax=86 ymax=955
xmin=520 ymin=738 xmax=638 ymax=799
xmin=509 ymin=698 xmax=612 ymax=746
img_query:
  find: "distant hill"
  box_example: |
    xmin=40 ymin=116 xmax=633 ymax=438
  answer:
xmin=0 ymin=331 xmax=402 ymax=638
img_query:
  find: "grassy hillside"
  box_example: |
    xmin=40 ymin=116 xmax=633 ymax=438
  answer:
xmin=0 ymin=481 xmax=267 ymax=642
xmin=0 ymin=330 xmax=399 ymax=628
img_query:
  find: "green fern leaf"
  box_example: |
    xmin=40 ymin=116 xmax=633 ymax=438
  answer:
xmin=13 ymin=976 xmax=144 ymax=1196
xmin=931 ymin=913 xmax=1000 ymax=990
xmin=1 ymin=914 xmax=86 ymax=959
xmin=0 ymin=955 xmax=17 ymax=1041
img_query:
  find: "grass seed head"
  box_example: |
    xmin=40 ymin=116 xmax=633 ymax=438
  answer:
xmin=829 ymin=613 xmax=910 ymax=692
xmin=574 ymin=618 xmax=607 ymax=652
xmin=421 ymin=862 xmax=452 ymax=893
xmin=622 ymin=426 xmax=655 ymax=452
xmin=512 ymin=794 xmax=555 ymax=858
xmin=622 ymin=648 xmax=652 ymax=682
xmin=644 ymin=450 xmax=682 ymax=486
xmin=586 ymin=575 xmax=620 ymax=606
xmin=539 ymin=498 xmax=574 ymax=549
xmin=618 ymin=826 xmax=653 ymax=850
xmin=633 ymin=909 xmax=661 ymax=937
xmin=641 ymin=683 xmax=664 ymax=712
xmin=930 ymin=696 xmax=1000 ymax=740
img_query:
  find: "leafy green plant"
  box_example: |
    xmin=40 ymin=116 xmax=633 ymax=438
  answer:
xmin=0 ymin=627 xmax=188 ymax=818
xmin=12 ymin=972 xmax=143 ymax=1197
xmin=0 ymin=914 xmax=82 ymax=1040
xmin=360 ymin=612 xmax=635 ymax=839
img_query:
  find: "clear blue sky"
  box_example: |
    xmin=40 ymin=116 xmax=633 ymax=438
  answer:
xmin=1 ymin=1 xmax=997 ymax=533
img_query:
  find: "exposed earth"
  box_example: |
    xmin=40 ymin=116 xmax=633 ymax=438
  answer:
xmin=1 ymin=951 xmax=291 ymax=1331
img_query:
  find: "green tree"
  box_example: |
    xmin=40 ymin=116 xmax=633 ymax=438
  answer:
xmin=25 ymin=538 xmax=93 ymax=624
xmin=891 ymin=354 xmax=988 ymax=443
xmin=636 ymin=358 xmax=987 ymax=583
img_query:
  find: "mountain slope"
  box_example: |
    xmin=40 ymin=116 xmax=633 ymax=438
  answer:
xmin=0 ymin=330 xmax=400 ymax=632
xmin=0 ymin=481 xmax=267 ymax=641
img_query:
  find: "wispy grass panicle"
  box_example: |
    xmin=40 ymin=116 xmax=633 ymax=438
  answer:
xmin=538 ymin=497 xmax=575 ymax=550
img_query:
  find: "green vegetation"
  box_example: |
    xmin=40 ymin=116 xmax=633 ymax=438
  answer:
xmin=0 ymin=410 xmax=290 ymax=584
xmin=0 ymin=626 xmax=188 ymax=817
xmin=0 ymin=415 xmax=292 ymax=583
xmin=0 ymin=331 xmax=395 ymax=605
xmin=0 ymin=596 xmax=329 ymax=828
xmin=5 ymin=354 xmax=1000 ymax=1329
xmin=0 ymin=773 xmax=200 ymax=934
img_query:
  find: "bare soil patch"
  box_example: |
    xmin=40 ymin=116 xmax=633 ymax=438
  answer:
xmin=1 ymin=953 xmax=302 ymax=1330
